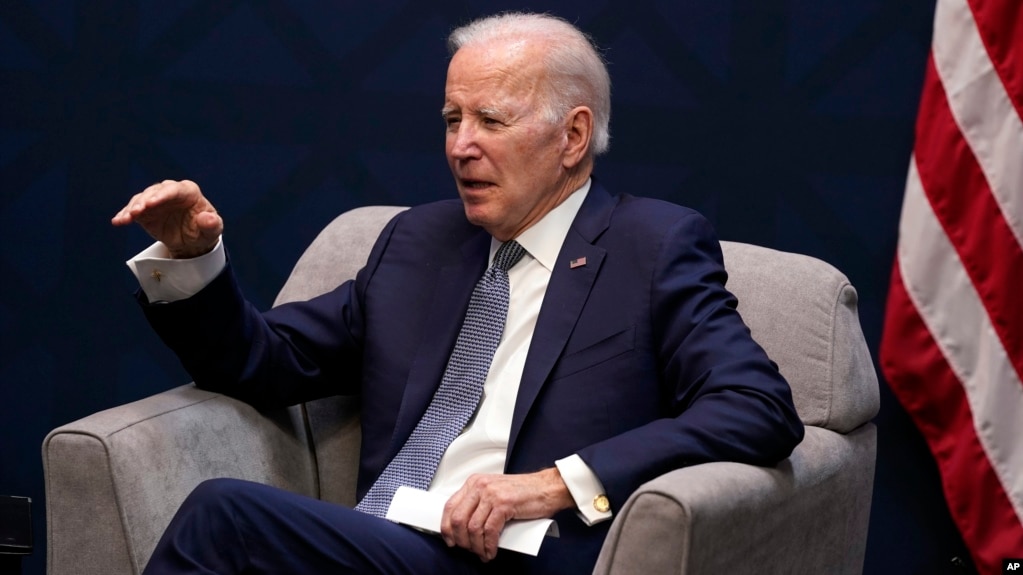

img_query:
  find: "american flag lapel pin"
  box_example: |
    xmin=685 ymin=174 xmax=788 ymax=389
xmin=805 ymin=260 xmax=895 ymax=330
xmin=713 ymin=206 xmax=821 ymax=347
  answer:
xmin=570 ymin=256 xmax=587 ymax=269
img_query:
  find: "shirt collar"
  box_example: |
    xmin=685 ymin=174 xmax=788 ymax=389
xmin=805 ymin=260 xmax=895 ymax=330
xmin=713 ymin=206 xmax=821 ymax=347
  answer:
xmin=490 ymin=178 xmax=591 ymax=272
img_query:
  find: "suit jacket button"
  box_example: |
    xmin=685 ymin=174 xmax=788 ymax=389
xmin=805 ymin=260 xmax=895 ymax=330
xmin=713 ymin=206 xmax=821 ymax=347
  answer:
xmin=593 ymin=494 xmax=610 ymax=513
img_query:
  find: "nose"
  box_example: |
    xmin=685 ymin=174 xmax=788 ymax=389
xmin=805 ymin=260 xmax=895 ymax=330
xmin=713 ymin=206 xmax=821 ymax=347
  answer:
xmin=448 ymin=121 xmax=481 ymax=160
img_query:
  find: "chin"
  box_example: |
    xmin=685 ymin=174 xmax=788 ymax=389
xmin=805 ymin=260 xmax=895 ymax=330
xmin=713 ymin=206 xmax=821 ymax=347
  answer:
xmin=464 ymin=205 xmax=513 ymax=239
xmin=462 ymin=204 xmax=492 ymax=228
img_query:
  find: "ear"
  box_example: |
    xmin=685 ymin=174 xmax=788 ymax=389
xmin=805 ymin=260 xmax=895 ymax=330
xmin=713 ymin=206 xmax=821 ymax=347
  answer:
xmin=561 ymin=106 xmax=593 ymax=169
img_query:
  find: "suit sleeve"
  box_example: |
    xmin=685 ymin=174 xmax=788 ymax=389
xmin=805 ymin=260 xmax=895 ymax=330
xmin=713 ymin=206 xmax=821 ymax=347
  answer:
xmin=137 ymin=214 xmax=402 ymax=409
xmin=575 ymin=212 xmax=804 ymax=508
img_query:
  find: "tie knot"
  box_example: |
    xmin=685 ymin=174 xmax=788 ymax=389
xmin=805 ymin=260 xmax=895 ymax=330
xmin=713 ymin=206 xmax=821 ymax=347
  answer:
xmin=492 ymin=240 xmax=526 ymax=272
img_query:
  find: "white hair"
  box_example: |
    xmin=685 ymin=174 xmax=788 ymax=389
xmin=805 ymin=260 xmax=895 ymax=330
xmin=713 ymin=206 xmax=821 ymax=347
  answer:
xmin=448 ymin=12 xmax=612 ymax=155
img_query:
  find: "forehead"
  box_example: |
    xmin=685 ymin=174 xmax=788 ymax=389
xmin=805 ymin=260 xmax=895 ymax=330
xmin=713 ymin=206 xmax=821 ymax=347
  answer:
xmin=444 ymin=39 xmax=547 ymax=107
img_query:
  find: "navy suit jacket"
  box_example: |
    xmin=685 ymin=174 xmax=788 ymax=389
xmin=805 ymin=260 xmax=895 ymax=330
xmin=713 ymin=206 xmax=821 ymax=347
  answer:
xmin=142 ymin=180 xmax=804 ymax=574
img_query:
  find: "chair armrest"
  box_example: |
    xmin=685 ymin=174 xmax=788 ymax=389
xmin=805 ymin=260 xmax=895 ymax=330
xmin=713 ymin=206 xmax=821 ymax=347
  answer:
xmin=593 ymin=424 xmax=877 ymax=575
xmin=43 ymin=384 xmax=318 ymax=575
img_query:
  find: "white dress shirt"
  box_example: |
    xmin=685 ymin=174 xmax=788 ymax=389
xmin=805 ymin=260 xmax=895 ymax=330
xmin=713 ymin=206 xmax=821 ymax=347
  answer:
xmin=128 ymin=179 xmax=611 ymax=526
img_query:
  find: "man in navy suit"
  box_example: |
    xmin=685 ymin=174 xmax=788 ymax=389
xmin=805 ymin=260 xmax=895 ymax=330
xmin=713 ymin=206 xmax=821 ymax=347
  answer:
xmin=113 ymin=12 xmax=803 ymax=575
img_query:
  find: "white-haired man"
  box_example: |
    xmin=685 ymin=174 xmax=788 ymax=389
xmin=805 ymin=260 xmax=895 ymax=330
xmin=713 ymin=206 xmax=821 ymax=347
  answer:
xmin=115 ymin=12 xmax=802 ymax=575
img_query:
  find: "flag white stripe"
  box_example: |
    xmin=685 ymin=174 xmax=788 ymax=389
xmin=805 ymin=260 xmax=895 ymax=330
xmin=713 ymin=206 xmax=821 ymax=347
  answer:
xmin=898 ymin=157 xmax=1023 ymax=524
xmin=932 ymin=0 xmax=1023 ymax=249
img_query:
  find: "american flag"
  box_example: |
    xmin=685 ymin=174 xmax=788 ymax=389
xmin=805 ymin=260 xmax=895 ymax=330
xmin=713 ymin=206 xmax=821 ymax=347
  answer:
xmin=880 ymin=0 xmax=1023 ymax=572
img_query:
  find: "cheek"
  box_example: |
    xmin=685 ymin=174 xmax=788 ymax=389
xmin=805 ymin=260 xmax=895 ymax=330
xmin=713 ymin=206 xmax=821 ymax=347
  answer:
xmin=516 ymin=130 xmax=561 ymax=166
xmin=515 ymin=130 xmax=542 ymax=155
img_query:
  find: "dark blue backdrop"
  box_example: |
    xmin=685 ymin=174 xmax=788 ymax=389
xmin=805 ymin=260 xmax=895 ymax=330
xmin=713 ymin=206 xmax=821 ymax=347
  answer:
xmin=0 ymin=1 xmax=975 ymax=573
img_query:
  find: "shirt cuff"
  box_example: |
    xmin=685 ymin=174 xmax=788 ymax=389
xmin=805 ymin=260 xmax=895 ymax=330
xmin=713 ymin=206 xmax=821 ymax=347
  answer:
xmin=555 ymin=455 xmax=613 ymax=526
xmin=126 ymin=238 xmax=226 ymax=303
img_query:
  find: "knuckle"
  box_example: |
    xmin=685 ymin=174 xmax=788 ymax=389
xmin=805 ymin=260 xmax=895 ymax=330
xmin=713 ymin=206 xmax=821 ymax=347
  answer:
xmin=448 ymin=514 xmax=466 ymax=530
xmin=473 ymin=476 xmax=496 ymax=493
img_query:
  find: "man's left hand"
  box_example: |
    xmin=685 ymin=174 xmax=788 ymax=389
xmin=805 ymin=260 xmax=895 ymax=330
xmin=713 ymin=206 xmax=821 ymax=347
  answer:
xmin=440 ymin=468 xmax=574 ymax=562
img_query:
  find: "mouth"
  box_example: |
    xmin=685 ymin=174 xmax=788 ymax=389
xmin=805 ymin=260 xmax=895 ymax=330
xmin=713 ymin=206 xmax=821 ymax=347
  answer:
xmin=459 ymin=179 xmax=495 ymax=191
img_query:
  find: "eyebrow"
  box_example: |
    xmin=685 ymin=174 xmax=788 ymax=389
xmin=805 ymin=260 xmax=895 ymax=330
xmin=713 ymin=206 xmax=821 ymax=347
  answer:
xmin=439 ymin=106 xmax=506 ymax=118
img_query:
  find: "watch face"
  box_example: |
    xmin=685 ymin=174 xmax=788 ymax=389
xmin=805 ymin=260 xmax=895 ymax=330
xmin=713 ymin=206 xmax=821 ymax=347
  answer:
xmin=0 ymin=495 xmax=32 ymax=554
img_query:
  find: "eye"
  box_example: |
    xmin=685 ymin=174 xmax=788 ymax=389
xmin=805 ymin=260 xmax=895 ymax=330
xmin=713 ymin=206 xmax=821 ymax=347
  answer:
xmin=444 ymin=116 xmax=461 ymax=130
xmin=482 ymin=116 xmax=502 ymax=127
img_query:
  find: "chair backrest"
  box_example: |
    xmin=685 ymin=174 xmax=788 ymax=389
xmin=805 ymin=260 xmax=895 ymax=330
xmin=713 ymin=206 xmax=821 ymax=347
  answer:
xmin=275 ymin=206 xmax=408 ymax=505
xmin=274 ymin=206 xmax=880 ymax=503
xmin=719 ymin=242 xmax=879 ymax=432
xmin=275 ymin=206 xmax=409 ymax=306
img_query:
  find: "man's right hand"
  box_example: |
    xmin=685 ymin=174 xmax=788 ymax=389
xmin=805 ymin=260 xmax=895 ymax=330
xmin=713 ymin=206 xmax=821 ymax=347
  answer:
xmin=112 ymin=180 xmax=223 ymax=259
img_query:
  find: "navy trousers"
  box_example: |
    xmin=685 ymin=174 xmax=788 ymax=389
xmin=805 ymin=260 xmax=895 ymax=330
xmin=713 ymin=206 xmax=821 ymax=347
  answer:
xmin=143 ymin=478 xmax=492 ymax=574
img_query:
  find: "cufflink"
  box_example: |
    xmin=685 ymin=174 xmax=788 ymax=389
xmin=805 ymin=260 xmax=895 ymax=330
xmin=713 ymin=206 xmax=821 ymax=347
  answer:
xmin=151 ymin=269 xmax=163 ymax=282
xmin=593 ymin=494 xmax=610 ymax=513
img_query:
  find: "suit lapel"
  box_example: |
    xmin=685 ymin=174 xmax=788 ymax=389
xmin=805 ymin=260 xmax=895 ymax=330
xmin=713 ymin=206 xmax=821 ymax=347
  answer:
xmin=389 ymin=230 xmax=490 ymax=455
xmin=508 ymin=183 xmax=616 ymax=456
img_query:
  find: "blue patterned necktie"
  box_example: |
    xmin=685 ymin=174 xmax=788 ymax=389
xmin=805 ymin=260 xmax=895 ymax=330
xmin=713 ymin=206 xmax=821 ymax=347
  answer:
xmin=355 ymin=239 xmax=527 ymax=518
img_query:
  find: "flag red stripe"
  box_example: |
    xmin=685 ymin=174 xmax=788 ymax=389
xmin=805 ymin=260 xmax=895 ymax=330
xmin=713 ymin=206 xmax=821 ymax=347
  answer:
xmin=913 ymin=55 xmax=1023 ymax=383
xmin=882 ymin=261 xmax=1023 ymax=573
xmin=967 ymin=0 xmax=1023 ymax=122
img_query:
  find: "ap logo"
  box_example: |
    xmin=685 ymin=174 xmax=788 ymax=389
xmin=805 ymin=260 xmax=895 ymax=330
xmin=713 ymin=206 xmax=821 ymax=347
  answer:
xmin=1006 ymin=559 xmax=1023 ymax=573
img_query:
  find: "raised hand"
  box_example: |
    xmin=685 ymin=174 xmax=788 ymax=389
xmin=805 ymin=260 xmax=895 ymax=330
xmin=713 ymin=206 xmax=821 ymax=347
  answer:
xmin=112 ymin=180 xmax=223 ymax=259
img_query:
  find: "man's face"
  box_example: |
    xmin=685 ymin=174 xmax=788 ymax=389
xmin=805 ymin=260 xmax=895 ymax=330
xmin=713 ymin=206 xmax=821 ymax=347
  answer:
xmin=443 ymin=39 xmax=575 ymax=241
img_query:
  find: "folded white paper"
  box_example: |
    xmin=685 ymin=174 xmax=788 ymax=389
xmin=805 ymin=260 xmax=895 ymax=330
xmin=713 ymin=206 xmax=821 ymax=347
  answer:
xmin=385 ymin=486 xmax=559 ymax=556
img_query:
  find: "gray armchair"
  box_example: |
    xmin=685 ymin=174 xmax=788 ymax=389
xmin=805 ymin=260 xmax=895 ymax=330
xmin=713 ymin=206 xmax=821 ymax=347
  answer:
xmin=43 ymin=206 xmax=879 ymax=574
